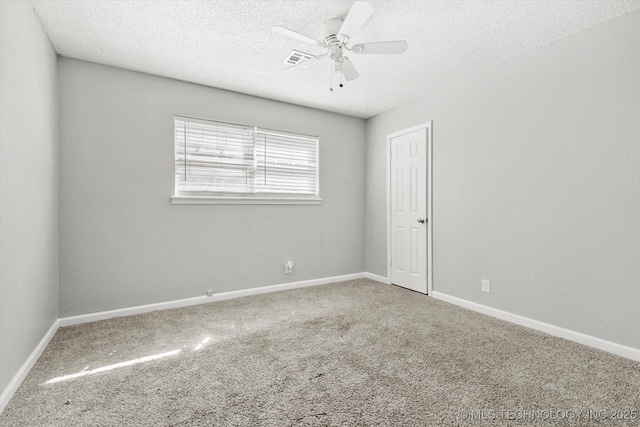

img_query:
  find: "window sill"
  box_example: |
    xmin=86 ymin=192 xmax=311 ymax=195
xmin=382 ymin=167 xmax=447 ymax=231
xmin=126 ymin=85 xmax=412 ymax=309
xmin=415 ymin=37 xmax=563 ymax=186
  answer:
xmin=171 ymin=196 xmax=322 ymax=205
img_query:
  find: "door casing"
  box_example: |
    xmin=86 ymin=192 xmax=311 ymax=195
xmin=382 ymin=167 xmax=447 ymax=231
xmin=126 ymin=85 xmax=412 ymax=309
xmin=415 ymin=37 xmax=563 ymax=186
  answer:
xmin=386 ymin=121 xmax=433 ymax=294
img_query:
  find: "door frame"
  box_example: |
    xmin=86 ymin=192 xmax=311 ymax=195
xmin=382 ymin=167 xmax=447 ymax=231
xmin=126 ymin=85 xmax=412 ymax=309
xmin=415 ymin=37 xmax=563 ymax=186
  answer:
xmin=386 ymin=121 xmax=433 ymax=295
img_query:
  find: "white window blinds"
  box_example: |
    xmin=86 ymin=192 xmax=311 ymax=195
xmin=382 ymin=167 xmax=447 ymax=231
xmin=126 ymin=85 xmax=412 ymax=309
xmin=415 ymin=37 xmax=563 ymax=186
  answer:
xmin=175 ymin=116 xmax=319 ymax=198
xmin=255 ymin=129 xmax=319 ymax=196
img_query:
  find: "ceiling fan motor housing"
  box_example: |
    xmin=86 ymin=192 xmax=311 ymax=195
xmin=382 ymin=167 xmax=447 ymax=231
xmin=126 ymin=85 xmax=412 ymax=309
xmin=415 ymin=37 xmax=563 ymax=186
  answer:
xmin=323 ymin=18 xmax=345 ymax=46
xmin=323 ymin=18 xmax=348 ymax=73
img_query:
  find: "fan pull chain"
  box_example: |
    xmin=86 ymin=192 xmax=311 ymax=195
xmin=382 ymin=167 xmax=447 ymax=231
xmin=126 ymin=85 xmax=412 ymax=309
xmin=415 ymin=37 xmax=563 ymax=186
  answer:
xmin=329 ymin=62 xmax=334 ymax=92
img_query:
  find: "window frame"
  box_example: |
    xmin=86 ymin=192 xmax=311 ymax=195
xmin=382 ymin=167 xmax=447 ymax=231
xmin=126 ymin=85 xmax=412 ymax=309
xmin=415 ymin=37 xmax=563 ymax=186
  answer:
xmin=171 ymin=115 xmax=322 ymax=205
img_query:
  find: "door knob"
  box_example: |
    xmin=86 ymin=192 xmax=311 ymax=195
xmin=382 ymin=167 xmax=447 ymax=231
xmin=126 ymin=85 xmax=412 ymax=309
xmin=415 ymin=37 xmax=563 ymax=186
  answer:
xmin=417 ymin=218 xmax=426 ymax=224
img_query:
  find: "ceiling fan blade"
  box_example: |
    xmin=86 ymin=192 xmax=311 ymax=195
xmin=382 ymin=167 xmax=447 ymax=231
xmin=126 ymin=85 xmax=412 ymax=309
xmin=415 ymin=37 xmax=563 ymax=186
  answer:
xmin=271 ymin=26 xmax=324 ymax=47
xmin=352 ymin=40 xmax=408 ymax=54
xmin=341 ymin=57 xmax=359 ymax=81
xmin=338 ymin=1 xmax=374 ymax=42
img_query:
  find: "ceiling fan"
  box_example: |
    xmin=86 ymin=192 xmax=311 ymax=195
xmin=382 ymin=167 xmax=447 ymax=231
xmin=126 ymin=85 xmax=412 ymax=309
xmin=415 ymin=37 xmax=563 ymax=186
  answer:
xmin=271 ymin=1 xmax=408 ymax=90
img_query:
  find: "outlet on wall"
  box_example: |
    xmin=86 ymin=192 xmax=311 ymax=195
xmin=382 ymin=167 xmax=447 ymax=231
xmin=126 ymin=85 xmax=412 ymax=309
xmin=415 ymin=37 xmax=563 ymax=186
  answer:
xmin=481 ymin=279 xmax=491 ymax=293
xmin=285 ymin=261 xmax=294 ymax=274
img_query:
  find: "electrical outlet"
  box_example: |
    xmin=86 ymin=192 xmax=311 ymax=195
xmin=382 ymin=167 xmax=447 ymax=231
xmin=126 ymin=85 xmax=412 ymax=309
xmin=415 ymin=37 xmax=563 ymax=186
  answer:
xmin=206 ymin=289 xmax=215 ymax=297
xmin=481 ymin=279 xmax=491 ymax=293
xmin=285 ymin=261 xmax=294 ymax=274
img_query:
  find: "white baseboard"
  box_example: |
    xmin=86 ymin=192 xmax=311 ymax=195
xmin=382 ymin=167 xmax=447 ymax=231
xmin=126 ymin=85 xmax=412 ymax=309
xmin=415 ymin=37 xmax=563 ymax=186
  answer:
xmin=58 ymin=273 xmax=367 ymax=327
xmin=0 ymin=319 xmax=60 ymax=413
xmin=364 ymin=272 xmax=390 ymax=284
xmin=431 ymin=291 xmax=640 ymax=362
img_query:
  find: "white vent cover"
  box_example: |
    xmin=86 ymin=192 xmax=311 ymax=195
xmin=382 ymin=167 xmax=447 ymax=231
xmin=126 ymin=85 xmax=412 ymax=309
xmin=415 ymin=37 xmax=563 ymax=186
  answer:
xmin=284 ymin=50 xmax=313 ymax=66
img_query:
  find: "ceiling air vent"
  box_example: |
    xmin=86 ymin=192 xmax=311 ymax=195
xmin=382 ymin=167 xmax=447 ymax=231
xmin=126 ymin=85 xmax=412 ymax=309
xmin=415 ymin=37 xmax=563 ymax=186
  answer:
xmin=284 ymin=50 xmax=313 ymax=66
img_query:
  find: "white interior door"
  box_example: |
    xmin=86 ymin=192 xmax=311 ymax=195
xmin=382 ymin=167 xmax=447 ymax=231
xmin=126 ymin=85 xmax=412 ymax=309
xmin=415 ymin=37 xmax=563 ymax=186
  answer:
xmin=390 ymin=127 xmax=428 ymax=294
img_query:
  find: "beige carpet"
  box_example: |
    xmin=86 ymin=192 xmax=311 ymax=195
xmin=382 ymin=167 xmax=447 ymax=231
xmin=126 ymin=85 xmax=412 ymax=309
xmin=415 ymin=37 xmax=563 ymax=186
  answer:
xmin=1 ymin=279 xmax=639 ymax=426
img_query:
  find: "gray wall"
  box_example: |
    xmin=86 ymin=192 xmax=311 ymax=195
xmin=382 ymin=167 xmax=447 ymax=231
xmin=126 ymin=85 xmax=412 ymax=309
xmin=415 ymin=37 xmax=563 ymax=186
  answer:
xmin=58 ymin=58 xmax=365 ymax=316
xmin=0 ymin=2 xmax=59 ymax=392
xmin=366 ymin=11 xmax=640 ymax=348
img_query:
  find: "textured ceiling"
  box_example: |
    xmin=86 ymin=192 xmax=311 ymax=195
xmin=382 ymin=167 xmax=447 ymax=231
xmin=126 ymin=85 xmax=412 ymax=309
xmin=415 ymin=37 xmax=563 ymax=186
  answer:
xmin=29 ymin=0 xmax=640 ymax=118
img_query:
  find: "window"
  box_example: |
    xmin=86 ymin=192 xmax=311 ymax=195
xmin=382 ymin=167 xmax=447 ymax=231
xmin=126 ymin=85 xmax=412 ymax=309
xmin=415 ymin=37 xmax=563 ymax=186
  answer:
xmin=173 ymin=116 xmax=320 ymax=204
